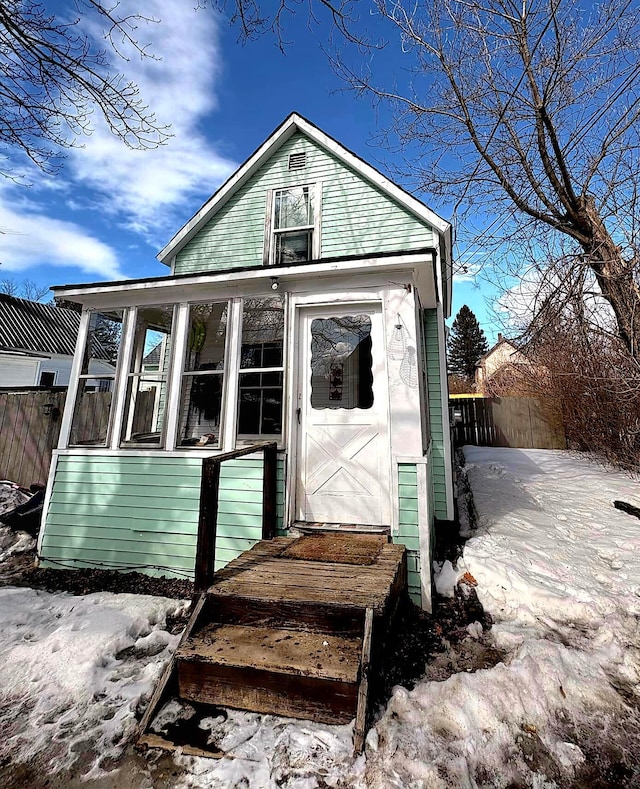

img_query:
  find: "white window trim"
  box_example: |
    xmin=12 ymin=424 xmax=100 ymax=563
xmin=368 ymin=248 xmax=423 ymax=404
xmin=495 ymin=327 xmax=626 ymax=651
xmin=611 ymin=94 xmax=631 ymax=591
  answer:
xmin=63 ymin=294 xmax=290 ymax=454
xmin=235 ymin=294 xmax=287 ymax=447
xmin=175 ymin=299 xmax=233 ymax=452
xmin=64 ymin=308 xmax=128 ymax=450
xmin=58 ymin=310 xmax=91 ymax=449
xmin=221 ymin=298 xmax=243 ymax=451
xmin=165 ymin=303 xmax=190 ymax=450
xmin=108 ymin=309 xmax=137 ymax=449
xmin=264 ymin=182 xmax=322 ymax=266
xmin=118 ymin=305 xmax=176 ymax=449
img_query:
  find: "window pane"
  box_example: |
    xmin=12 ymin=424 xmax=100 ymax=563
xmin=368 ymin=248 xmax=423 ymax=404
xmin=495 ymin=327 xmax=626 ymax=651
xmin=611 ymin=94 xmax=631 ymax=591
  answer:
xmin=184 ymin=302 xmax=228 ymax=372
xmin=121 ymin=305 xmax=174 ymax=445
xmin=240 ymin=297 xmax=284 ymax=369
xmin=237 ymin=373 xmax=283 ymax=437
xmin=178 ymin=373 xmax=223 ymax=447
xmin=310 ymin=316 xmax=373 ymax=410
xmin=274 ymin=186 xmax=312 ymax=229
xmin=275 ymin=230 xmax=312 ymax=265
xmin=178 ymin=301 xmax=229 ymax=449
xmin=121 ymin=376 xmax=166 ymax=445
xmin=82 ymin=311 xmax=123 ymax=373
xmin=128 ymin=305 xmax=174 ymax=374
xmin=69 ymin=379 xmax=114 ymax=446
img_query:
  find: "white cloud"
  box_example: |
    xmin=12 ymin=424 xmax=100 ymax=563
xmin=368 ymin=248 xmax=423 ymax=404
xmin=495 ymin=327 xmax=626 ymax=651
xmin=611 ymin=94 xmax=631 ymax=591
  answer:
xmin=496 ymin=266 xmax=616 ymax=332
xmin=69 ymin=1 xmax=236 ymax=238
xmin=0 ymin=202 xmax=124 ymax=280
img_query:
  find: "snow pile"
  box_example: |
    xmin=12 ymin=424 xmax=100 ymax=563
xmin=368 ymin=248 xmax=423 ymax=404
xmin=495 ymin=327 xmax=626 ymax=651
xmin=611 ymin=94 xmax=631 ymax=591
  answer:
xmin=365 ymin=448 xmax=640 ymax=787
xmin=0 ymin=524 xmax=35 ymax=558
xmin=3 ymin=447 xmax=640 ymax=786
xmin=173 ymin=710 xmax=363 ymax=788
xmin=0 ymin=587 xmax=186 ymax=777
xmin=461 ymin=448 xmax=640 ymax=658
xmin=434 ymin=559 xmax=463 ymax=597
xmin=368 ymin=636 xmax=638 ymax=787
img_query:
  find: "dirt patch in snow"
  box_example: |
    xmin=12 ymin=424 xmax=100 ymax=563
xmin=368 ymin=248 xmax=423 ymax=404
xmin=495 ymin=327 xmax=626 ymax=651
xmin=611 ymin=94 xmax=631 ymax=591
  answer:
xmin=0 ymin=547 xmax=194 ymax=600
xmin=3 ymin=744 xmax=189 ymax=789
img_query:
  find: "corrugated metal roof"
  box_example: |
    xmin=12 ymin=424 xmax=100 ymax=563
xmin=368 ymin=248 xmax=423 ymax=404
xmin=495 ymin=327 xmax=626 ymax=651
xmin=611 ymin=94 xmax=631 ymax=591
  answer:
xmin=0 ymin=294 xmax=83 ymax=356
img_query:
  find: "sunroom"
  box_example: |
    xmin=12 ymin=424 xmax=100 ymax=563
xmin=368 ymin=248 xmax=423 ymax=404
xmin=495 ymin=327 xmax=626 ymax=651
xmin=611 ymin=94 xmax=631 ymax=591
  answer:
xmin=38 ymin=253 xmax=447 ymax=610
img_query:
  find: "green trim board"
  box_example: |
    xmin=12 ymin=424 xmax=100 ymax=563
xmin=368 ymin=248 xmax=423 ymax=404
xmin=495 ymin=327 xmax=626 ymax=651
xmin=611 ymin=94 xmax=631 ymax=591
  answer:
xmin=40 ymin=453 xmax=286 ymax=578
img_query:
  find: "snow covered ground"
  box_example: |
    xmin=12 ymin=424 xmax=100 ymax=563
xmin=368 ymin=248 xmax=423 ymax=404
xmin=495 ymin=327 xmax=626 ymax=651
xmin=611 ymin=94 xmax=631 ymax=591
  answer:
xmin=421 ymin=447 xmax=640 ymax=787
xmin=3 ymin=448 xmax=640 ymax=787
xmin=0 ymin=583 xmax=188 ymax=780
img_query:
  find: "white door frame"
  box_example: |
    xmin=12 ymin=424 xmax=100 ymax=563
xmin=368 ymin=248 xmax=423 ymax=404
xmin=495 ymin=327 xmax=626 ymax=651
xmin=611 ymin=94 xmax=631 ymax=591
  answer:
xmin=289 ymin=298 xmax=392 ymax=526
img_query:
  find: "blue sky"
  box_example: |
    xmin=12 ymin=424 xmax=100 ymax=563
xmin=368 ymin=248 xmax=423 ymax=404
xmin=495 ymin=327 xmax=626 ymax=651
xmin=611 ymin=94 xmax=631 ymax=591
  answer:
xmin=0 ymin=1 xmax=500 ymax=343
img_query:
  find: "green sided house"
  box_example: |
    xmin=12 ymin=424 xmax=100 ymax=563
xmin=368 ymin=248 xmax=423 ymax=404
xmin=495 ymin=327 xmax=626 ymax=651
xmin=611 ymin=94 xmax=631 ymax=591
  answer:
xmin=37 ymin=113 xmax=454 ymax=612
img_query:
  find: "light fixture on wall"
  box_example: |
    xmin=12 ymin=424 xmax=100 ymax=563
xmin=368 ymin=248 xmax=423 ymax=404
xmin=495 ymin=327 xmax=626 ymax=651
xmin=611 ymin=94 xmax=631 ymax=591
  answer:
xmin=271 ymin=277 xmax=279 ymax=291
xmin=42 ymin=401 xmax=60 ymax=421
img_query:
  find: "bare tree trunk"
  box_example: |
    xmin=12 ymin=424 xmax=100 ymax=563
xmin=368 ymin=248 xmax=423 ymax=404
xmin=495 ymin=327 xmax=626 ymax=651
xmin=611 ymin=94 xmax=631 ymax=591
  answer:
xmin=574 ymin=197 xmax=640 ymax=359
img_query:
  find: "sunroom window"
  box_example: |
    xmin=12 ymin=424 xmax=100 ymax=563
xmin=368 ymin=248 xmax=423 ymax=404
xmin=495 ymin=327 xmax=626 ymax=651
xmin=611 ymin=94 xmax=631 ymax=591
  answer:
xmin=178 ymin=302 xmax=229 ymax=448
xmin=120 ymin=305 xmax=175 ymax=446
xmin=272 ymin=186 xmax=314 ymax=265
xmin=237 ymin=296 xmax=285 ymax=442
xmin=69 ymin=310 xmax=123 ymax=446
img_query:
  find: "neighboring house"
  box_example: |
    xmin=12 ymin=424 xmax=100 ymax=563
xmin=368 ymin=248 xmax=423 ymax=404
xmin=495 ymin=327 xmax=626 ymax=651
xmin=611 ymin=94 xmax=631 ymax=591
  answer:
xmin=475 ymin=333 xmax=533 ymax=394
xmin=0 ymin=294 xmax=114 ymax=387
xmin=38 ymin=113 xmax=454 ymax=611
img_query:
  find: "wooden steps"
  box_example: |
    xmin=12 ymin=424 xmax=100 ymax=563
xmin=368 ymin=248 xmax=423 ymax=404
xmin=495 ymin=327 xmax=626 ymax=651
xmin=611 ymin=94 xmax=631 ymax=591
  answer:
xmin=136 ymin=533 xmax=408 ymax=757
xmin=177 ymin=623 xmax=362 ymax=723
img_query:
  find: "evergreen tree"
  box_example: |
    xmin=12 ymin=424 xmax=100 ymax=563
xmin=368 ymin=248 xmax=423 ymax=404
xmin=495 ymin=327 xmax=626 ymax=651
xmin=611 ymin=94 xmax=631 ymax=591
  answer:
xmin=448 ymin=305 xmax=489 ymax=381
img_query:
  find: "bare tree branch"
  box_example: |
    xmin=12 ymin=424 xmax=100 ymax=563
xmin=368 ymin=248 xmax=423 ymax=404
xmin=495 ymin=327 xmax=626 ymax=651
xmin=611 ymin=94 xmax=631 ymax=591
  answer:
xmin=0 ymin=0 xmax=170 ymax=177
xmin=0 ymin=276 xmax=50 ymax=301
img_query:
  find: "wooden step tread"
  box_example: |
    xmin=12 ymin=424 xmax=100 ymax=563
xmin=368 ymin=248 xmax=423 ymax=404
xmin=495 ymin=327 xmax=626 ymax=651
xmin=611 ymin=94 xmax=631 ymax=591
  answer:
xmin=177 ymin=623 xmax=362 ymax=683
xmin=293 ymin=521 xmax=391 ymax=535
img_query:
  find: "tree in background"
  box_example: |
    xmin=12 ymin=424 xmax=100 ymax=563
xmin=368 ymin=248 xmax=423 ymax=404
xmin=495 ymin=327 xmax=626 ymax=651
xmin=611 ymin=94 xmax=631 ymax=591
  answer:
xmin=220 ymin=0 xmax=640 ymax=361
xmin=0 ymin=277 xmax=49 ymax=301
xmin=447 ymin=305 xmax=488 ymax=382
xmin=448 ymin=373 xmax=474 ymax=395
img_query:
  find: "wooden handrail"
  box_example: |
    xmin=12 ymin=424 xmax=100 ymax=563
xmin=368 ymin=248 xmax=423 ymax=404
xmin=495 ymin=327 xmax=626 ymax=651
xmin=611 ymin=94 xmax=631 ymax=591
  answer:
xmin=194 ymin=441 xmax=278 ymax=592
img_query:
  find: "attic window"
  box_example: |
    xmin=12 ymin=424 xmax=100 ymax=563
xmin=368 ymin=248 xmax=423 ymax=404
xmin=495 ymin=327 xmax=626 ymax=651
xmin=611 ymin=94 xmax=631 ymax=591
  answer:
xmin=272 ymin=186 xmax=314 ymax=265
xmin=288 ymin=152 xmax=306 ymax=171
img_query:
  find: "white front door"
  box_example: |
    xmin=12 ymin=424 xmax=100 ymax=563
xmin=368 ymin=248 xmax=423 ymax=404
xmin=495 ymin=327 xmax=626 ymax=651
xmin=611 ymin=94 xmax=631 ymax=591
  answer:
xmin=296 ymin=304 xmax=391 ymax=526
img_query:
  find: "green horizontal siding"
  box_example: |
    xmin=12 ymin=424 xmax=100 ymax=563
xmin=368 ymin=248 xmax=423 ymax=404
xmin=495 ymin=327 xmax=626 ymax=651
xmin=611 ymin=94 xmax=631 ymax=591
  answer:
xmin=40 ymin=453 xmax=286 ymax=579
xmin=424 ymin=309 xmax=449 ymax=518
xmin=174 ymin=132 xmax=434 ymax=275
xmin=394 ymin=463 xmax=421 ymax=604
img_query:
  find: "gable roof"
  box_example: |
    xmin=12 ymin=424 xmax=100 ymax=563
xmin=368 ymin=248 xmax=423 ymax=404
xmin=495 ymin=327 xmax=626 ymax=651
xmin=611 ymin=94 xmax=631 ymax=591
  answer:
xmin=158 ymin=114 xmax=453 ymax=295
xmin=476 ymin=336 xmax=526 ymax=368
xmin=143 ymin=343 xmax=161 ymax=366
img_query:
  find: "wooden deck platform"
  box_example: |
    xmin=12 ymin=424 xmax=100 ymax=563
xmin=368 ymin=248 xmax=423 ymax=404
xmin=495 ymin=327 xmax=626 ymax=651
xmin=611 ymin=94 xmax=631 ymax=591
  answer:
xmin=137 ymin=532 xmax=407 ymax=756
xmin=207 ymin=534 xmax=406 ymax=615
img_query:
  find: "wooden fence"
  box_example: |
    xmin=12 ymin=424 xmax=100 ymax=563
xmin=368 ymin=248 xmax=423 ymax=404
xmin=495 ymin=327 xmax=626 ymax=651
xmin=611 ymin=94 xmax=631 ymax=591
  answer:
xmin=0 ymin=388 xmax=66 ymax=488
xmin=0 ymin=388 xmax=157 ymax=488
xmin=452 ymin=396 xmax=566 ymax=450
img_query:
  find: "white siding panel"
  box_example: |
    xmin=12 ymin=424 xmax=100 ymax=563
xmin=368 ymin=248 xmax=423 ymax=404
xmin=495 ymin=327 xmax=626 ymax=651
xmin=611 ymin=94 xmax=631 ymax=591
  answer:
xmin=0 ymin=355 xmax=39 ymax=386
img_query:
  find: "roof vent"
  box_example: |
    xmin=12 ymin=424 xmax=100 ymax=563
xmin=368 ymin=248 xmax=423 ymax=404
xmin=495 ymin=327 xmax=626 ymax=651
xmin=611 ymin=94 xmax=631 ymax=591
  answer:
xmin=288 ymin=152 xmax=306 ymax=171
